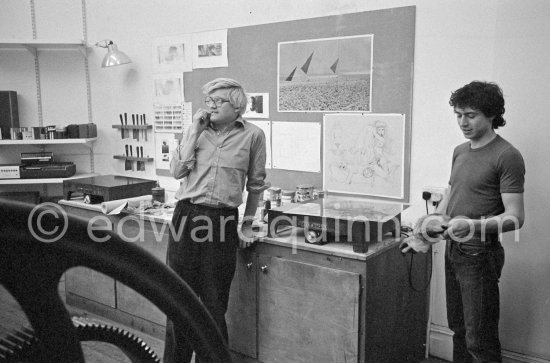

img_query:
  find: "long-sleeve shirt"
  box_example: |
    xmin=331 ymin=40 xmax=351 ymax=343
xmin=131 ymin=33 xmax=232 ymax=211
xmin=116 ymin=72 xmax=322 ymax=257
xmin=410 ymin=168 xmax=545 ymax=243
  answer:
xmin=170 ymin=117 xmax=269 ymax=208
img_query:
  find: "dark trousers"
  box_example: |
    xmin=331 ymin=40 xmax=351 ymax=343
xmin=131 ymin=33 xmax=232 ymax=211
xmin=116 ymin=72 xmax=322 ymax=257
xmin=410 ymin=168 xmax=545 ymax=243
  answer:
xmin=163 ymin=201 xmax=238 ymax=363
xmin=445 ymin=240 xmax=505 ymax=363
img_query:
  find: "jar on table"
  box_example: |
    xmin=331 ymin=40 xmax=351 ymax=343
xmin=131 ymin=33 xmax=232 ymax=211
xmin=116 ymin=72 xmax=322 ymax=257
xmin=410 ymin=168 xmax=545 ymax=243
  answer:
xmin=152 ymin=182 xmax=165 ymax=203
xmin=280 ymin=190 xmax=295 ymax=206
xmin=267 ymin=187 xmax=282 ymax=207
xmin=295 ymin=184 xmax=314 ymax=202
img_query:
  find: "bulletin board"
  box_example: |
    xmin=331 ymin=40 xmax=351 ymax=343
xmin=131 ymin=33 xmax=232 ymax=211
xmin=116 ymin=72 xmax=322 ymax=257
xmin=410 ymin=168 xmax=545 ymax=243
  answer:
xmin=182 ymin=6 xmax=415 ymax=202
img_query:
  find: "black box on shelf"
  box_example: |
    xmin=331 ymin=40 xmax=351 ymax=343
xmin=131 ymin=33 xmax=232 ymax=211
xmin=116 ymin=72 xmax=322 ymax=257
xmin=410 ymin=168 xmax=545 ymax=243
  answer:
xmin=0 ymin=91 xmax=19 ymax=140
xmin=77 ymin=123 xmax=97 ymax=138
xmin=67 ymin=124 xmax=79 ymax=138
xmin=78 ymin=124 xmax=88 ymax=138
xmin=87 ymin=123 xmax=97 ymax=138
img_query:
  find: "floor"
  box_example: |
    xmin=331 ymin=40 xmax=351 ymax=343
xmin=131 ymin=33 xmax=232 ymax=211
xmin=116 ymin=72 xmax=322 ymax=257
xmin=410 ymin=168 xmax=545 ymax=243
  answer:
xmin=0 ymin=285 xmax=449 ymax=363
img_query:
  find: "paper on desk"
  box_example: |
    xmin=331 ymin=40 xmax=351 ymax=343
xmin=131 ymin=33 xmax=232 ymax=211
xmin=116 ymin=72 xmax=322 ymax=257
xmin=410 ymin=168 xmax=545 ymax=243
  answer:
xmin=100 ymin=195 xmax=153 ymax=215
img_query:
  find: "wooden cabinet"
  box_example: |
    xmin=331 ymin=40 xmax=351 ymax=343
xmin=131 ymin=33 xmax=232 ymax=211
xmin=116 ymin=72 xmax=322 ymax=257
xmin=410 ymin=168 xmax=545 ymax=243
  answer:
xmin=226 ymin=248 xmax=258 ymax=357
xmin=227 ymin=231 xmax=430 ymax=363
xmin=257 ymin=254 xmax=360 ymax=363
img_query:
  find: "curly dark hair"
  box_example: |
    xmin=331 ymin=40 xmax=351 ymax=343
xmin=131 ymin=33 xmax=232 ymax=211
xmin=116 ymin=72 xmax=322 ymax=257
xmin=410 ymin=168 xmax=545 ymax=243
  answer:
xmin=449 ymin=81 xmax=506 ymax=129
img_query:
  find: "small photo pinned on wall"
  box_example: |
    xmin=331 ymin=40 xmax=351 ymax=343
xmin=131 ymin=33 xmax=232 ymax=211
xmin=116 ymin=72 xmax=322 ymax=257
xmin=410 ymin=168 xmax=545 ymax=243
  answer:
xmin=198 ymin=43 xmax=222 ymax=57
xmin=153 ymin=74 xmax=184 ymax=104
xmin=154 ymin=132 xmax=180 ymax=174
xmin=152 ymin=34 xmax=192 ymax=73
xmin=192 ymin=29 xmax=228 ymax=69
xmin=243 ymin=93 xmax=269 ymax=119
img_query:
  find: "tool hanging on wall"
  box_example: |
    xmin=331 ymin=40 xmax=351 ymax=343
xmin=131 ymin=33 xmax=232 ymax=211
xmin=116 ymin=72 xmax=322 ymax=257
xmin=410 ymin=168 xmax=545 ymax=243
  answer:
xmin=132 ymin=114 xmax=139 ymax=141
xmin=143 ymin=114 xmax=148 ymax=142
xmin=124 ymin=113 xmax=128 ymax=136
xmin=124 ymin=145 xmax=130 ymax=170
xmin=141 ymin=146 xmax=146 ymax=171
xmin=137 ymin=146 xmax=145 ymax=171
xmin=129 ymin=145 xmax=134 ymax=171
xmin=140 ymin=114 xmax=144 ymax=141
xmin=124 ymin=145 xmax=131 ymax=171
xmin=119 ymin=114 xmax=125 ymax=139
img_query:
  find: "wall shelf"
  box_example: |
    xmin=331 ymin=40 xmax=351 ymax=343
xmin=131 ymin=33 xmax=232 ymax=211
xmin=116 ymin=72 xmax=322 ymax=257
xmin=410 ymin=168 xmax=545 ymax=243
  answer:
xmin=0 ymin=5 xmax=94 ymax=195
xmin=0 ymin=39 xmax=88 ymax=55
xmin=0 ymin=172 xmax=98 ymax=185
xmin=0 ymin=138 xmax=97 ymax=147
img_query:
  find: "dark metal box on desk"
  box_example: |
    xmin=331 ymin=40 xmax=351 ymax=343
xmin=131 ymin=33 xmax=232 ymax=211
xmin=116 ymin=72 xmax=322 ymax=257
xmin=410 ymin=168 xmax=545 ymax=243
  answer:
xmin=63 ymin=175 xmax=156 ymax=202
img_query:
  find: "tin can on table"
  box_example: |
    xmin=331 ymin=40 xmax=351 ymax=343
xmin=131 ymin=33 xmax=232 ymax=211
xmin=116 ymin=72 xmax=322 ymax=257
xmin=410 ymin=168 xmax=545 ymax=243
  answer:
xmin=267 ymin=187 xmax=282 ymax=207
xmin=280 ymin=190 xmax=295 ymax=206
xmin=295 ymin=184 xmax=314 ymax=202
xmin=152 ymin=183 xmax=165 ymax=203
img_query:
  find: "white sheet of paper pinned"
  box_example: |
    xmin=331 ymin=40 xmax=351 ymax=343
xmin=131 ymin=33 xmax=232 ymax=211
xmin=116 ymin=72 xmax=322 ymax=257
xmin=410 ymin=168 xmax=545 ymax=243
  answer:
xmin=272 ymin=121 xmax=320 ymax=172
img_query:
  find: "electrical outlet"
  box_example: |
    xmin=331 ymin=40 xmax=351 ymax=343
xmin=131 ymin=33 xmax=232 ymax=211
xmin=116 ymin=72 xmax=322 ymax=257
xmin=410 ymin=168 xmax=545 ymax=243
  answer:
xmin=422 ymin=186 xmax=447 ymax=204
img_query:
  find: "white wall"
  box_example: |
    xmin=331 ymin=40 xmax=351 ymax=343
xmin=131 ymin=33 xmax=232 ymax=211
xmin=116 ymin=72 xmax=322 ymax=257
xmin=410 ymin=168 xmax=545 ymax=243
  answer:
xmin=1 ymin=0 xmax=549 ymax=360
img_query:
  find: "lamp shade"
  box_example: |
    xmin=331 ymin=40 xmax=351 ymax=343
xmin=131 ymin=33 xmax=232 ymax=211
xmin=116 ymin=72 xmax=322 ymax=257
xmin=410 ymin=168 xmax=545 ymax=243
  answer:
xmin=96 ymin=40 xmax=132 ymax=68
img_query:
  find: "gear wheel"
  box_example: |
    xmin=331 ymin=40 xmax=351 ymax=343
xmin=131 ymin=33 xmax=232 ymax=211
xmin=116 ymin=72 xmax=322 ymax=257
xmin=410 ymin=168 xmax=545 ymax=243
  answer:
xmin=0 ymin=199 xmax=232 ymax=362
xmin=0 ymin=317 xmax=160 ymax=363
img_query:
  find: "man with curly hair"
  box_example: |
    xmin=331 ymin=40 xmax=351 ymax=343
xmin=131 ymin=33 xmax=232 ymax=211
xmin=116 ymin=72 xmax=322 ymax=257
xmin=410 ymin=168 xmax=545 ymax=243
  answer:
xmin=436 ymin=81 xmax=525 ymax=362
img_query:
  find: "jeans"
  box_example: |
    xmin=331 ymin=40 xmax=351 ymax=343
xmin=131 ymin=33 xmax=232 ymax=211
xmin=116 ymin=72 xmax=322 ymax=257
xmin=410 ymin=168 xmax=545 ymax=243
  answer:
xmin=163 ymin=201 xmax=238 ymax=363
xmin=445 ymin=240 xmax=505 ymax=363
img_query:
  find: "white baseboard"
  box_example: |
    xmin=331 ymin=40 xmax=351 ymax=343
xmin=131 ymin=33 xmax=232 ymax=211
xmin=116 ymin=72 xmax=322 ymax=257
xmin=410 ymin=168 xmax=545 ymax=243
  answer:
xmin=503 ymin=351 xmax=550 ymax=363
xmin=428 ymin=325 xmax=453 ymax=361
xmin=428 ymin=324 xmax=549 ymax=363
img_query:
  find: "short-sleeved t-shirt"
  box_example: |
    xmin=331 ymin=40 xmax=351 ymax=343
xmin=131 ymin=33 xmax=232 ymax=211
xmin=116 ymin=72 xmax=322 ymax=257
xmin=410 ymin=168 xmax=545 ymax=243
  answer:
xmin=447 ymin=135 xmax=525 ymax=220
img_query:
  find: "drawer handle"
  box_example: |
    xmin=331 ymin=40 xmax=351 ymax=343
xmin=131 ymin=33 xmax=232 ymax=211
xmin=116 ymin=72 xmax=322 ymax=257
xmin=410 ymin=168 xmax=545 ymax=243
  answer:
xmin=260 ymin=265 xmax=268 ymax=273
xmin=246 ymin=262 xmax=253 ymax=270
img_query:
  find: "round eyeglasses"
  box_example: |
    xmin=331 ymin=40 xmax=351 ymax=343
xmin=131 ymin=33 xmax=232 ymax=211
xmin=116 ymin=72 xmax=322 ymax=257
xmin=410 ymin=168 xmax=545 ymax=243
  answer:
xmin=205 ymin=97 xmax=230 ymax=107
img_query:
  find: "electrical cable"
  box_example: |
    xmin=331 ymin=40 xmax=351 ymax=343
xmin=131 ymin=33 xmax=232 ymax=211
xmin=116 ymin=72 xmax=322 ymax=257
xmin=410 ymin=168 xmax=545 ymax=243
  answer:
xmin=406 ymin=251 xmax=433 ymax=292
xmin=401 ymin=203 xmax=435 ymax=292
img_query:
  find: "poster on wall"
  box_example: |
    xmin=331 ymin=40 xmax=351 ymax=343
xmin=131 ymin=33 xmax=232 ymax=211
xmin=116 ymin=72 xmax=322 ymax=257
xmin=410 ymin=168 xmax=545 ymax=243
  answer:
xmin=152 ymin=34 xmax=192 ymax=73
xmin=243 ymin=92 xmax=269 ymax=119
xmin=278 ymin=34 xmax=373 ymax=112
xmin=323 ymin=113 xmax=405 ymax=199
xmin=192 ymin=29 xmax=228 ymax=69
